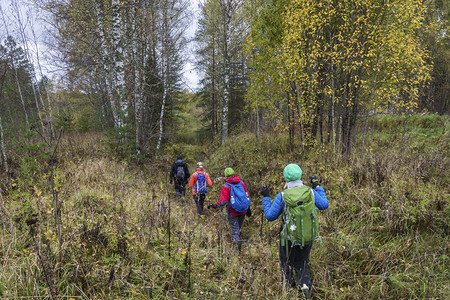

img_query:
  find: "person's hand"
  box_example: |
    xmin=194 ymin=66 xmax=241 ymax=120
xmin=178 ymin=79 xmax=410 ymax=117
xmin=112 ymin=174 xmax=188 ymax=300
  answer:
xmin=208 ymin=204 xmax=217 ymax=209
xmin=260 ymin=185 xmax=270 ymax=197
xmin=310 ymin=175 xmax=320 ymax=189
xmin=246 ymin=206 xmax=252 ymax=217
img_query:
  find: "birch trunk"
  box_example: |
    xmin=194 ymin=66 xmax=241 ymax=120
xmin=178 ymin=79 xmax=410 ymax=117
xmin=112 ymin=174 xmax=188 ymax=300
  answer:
xmin=94 ymin=0 xmax=119 ymax=127
xmin=0 ymin=114 xmax=8 ymax=173
xmin=256 ymin=90 xmax=260 ymax=144
xmin=155 ymin=0 xmax=169 ymax=155
xmin=31 ymin=26 xmax=55 ymax=136
xmin=11 ymin=0 xmax=49 ymax=134
xmin=221 ymin=2 xmax=230 ymax=145
xmin=112 ymin=0 xmax=125 ymax=129
xmin=361 ymin=48 xmax=382 ymax=156
xmin=296 ymin=83 xmax=305 ymax=153
xmin=155 ymin=88 xmax=166 ymax=154
xmin=331 ymin=65 xmax=336 ymax=156
xmin=0 ymin=7 xmax=29 ymax=125
xmin=211 ymin=33 xmax=216 ymax=141
xmin=401 ymin=112 xmax=409 ymax=153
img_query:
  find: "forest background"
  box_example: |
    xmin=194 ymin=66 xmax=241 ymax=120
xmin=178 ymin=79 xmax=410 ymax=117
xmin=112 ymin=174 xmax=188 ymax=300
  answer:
xmin=0 ymin=0 xmax=448 ymax=299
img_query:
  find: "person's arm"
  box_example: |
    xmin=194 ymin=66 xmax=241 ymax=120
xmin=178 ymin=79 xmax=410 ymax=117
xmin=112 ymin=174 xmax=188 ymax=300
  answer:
xmin=188 ymin=173 xmax=196 ymax=187
xmin=241 ymin=182 xmax=252 ymax=216
xmin=313 ymin=186 xmax=329 ymax=210
xmin=169 ymin=163 xmax=175 ymax=182
xmin=205 ymin=173 xmax=213 ymax=186
xmin=262 ymin=192 xmax=283 ymax=221
xmin=184 ymin=164 xmax=190 ymax=181
xmin=213 ymin=184 xmax=230 ymax=207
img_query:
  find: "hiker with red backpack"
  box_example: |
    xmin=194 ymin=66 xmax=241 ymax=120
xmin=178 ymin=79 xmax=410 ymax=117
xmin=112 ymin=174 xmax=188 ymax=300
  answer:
xmin=169 ymin=155 xmax=190 ymax=197
xmin=260 ymin=164 xmax=328 ymax=299
xmin=208 ymin=168 xmax=251 ymax=251
xmin=188 ymin=162 xmax=213 ymax=216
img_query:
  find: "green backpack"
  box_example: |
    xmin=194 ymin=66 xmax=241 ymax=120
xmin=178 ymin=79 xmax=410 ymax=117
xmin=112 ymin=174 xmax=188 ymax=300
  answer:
xmin=282 ymin=186 xmax=319 ymax=251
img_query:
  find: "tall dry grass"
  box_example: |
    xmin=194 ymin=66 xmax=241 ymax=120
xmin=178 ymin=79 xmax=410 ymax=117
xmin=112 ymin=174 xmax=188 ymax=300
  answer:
xmin=0 ymin=114 xmax=449 ymax=299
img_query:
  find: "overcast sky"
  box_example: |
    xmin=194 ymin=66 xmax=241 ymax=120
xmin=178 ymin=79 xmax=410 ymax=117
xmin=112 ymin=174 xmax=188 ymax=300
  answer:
xmin=183 ymin=0 xmax=201 ymax=91
xmin=0 ymin=0 xmax=201 ymax=91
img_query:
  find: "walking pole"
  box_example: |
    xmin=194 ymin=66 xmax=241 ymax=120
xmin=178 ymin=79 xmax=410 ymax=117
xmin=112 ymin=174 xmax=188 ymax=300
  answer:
xmin=259 ymin=184 xmax=269 ymax=237
xmin=259 ymin=208 xmax=264 ymax=236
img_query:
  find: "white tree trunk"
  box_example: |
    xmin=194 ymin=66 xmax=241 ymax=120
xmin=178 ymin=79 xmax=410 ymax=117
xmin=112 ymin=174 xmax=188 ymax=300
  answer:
xmin=94 ymin=0 xmax=119 ymax=127
xmin=221 ymin=91 xmax=229 ymax=145
xmin=0 ymin=6 xmax=29 ymax=125
xmin=112 ymin=0 xmax=124 ymax=91
xmin=112 ymin=0 xmax=126 ymax=128
xmin=31 ymin=26 xmax=55 ymax=136
xmin=11 ymin=0 xmax=50 ymax=134
xmin=155 ymin=0 xmax=171 ymax=155
xmin=155 ymin=88 xmax=166 ymax=154
xmin=0 ymin=114 xmax=8 ymax=173
xmin=296 ymin=83 xmax=305 ymax=153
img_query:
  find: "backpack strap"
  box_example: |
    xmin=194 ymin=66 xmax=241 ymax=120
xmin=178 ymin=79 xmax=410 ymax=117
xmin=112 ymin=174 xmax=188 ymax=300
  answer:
xmin=300 ymin=206 xmax=305 ymax=248
xmin=224 ymin=180 xmax=241 ymax=187
xmin=281 ymin=192 xmax=289 ymax=257
xmin=311 ymin=210 xmax=317 ymax=249
xmin=195 ymin=172 xmax=199 ymax=191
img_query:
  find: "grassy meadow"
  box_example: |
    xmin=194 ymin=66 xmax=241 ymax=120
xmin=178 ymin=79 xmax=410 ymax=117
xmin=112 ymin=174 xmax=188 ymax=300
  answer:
xmin=0 ymin=113 xmax=448 ymax=299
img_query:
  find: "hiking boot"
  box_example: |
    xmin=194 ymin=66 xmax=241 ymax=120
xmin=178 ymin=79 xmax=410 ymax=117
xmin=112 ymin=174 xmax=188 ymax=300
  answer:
xmin=300 ymin=284 xmax=310 ymax=299
xmin=232 ymin=241 xmax=242 ymax=254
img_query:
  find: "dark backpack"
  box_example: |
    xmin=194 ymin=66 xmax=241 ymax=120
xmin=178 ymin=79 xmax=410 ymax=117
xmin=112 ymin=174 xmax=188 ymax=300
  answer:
xmin=195 ymin=173 xmax=207 ymax=193
xmin=226 ymin=181 xmax=250 ymax=213
xmin=176 ymin=165 xmax=185 ymax=181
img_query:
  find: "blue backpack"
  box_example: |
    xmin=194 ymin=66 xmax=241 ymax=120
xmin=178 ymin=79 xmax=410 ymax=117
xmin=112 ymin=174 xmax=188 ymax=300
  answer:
xmin=226 ymin=181 xmax=250 ymax=213
xmin=195 ymin=173 xmax=207 ymax=193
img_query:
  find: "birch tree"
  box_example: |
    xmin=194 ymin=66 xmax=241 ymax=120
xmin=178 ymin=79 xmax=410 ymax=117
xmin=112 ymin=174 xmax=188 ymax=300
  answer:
xmin=246 ymin=0 xmax=430 ymax=156
xmin=195 ymin=0 xmax=248 ymax=145
xmin=39 ymin=0 xmax=190 ymax=157
xmin=0 ymin=7 xmax=29 ymax=125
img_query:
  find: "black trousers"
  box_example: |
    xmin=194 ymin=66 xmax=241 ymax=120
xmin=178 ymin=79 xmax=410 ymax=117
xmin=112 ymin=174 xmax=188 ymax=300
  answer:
xmin=174 ymin=179 xmax=186 ymax=196
xmin=193 ymin=193 xmax=206 ymax=215
xmin=279 ymin=238 xmax=312 ymax=289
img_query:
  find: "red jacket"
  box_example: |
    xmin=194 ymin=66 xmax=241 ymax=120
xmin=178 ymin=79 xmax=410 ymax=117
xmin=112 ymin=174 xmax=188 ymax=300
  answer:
xmin=214 ymin=175 xmax=248 ymax=216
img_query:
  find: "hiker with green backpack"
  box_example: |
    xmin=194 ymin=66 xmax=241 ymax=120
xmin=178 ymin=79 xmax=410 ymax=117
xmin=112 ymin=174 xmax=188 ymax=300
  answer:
xmin=260 ymin=164 xmax=328 ymax=299
xmin=208 ymin=168 xmax=251 ymax=250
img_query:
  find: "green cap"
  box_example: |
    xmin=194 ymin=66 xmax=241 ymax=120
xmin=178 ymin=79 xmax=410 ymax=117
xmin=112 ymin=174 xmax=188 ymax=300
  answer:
xmin=283 ymin=164 xmax=302 ymax=182
xmin=224 ymin=167 xmax=235 ymax=177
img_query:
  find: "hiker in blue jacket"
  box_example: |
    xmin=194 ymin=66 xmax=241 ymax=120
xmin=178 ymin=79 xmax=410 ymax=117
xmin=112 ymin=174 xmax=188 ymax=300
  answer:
xmin=261 ymin=164 xmax=328 ymax=299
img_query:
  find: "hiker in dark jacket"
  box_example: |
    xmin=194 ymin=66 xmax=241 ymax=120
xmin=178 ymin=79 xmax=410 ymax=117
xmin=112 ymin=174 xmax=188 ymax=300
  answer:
xmin=209 ymin=168 xmax=251 ymax=250
xmin=261 ymin=164 xmax=328 ymax=299
xmin=169 ymin=155 xmax=190 ymax=197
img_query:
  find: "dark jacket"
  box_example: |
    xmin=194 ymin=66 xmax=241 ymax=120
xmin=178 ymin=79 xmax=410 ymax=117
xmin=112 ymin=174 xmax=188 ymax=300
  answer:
xmin=170 ymin=159 xmax=190 ymax=183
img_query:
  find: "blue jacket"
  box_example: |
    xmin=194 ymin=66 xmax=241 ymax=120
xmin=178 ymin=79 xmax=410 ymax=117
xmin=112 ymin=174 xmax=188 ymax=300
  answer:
xmin=263 ymin=181 xmax=329 ymax=221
